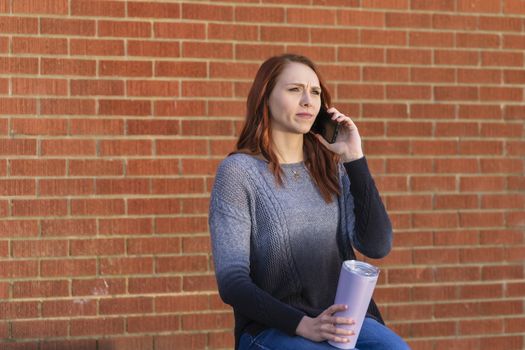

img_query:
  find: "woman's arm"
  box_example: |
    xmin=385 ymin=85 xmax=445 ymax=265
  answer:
xmin=344 ymin=156 xmax=392 ymax=259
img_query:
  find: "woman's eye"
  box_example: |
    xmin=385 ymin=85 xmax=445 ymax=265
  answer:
xmin=289 ymin=87 xmax=300 ymax=92
xmin=312 ymin=90 xmax=321 ymax=95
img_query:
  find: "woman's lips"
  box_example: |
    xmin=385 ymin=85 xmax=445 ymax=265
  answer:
xmin=296 ymin=113 xmax=313 ymax=118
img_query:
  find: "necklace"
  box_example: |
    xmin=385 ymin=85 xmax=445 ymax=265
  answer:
xmin=291 ymin=169 xmax=301 ymax=181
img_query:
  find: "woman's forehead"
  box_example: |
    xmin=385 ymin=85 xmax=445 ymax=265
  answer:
xmin=277 ymin=62 xmax=320 ymax=86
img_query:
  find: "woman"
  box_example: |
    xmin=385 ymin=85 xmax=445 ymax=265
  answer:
xmin=209 ymin=54 xmax=410 ymax=350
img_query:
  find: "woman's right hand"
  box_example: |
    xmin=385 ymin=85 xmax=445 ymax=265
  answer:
xmin=295 ymin=304 xmax=355 ymax=343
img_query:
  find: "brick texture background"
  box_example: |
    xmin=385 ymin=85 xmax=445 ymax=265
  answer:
xmin=0 ymin=0 xmax=524 ymax=349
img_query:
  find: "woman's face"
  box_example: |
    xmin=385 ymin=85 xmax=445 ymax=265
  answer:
xmin=267 ymin=62 xmax=322 ymax=136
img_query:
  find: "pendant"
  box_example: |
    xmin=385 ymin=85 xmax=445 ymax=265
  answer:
xmin=291 ymin=169 xmax=300 ymax=181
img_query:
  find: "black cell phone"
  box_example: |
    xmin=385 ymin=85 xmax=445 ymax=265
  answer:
xmin=311 ymin=106 xmax=340 ymax=144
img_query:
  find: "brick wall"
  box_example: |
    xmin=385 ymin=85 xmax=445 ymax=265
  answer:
xmin=0 ymin=0 xmax=524 ymax=349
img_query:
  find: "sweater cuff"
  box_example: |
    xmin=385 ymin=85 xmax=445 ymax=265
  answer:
xmin=283 ymin=309 xmax=307 ymax=336
xmin=343 ymin=156 xmax=369 ymax=176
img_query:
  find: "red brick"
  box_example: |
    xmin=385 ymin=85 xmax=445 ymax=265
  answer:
xmin=182 ymin=41 xmax=233 ymax=59
xmin=460 ymin=212 xmax=505 ymax=227
xmin=435 ymin=49 xmax=479 ymax=65
xmin=155 ymin=217 xmax=209 ymax=234
xmin=100 ymin=257 xmax=153 ymax=275
xmin=386 ymin=194 xmax=432 ymax=211
xmin=128 ymin=315 xmax=180 ymax=334
xmin=72 ymin=278 xmax=126 ymax=296
xmin=125 ymin=158 xmax=179 ymax=177
xmin=155 ymin=334 xmax=205 ymax=350
xmin=435 ymin=86 xmax=478 ymax=101
xmin=41 ymin=259 xmax=96 ymax=277
xmin=234 ymin=43 xmax=286 ymax=61
xmin=41 ymin=219 xmax=97 ymax=237
xmin=40 ymin=18 xmax=95 ymax=36
xmin=410 ymin=176 xmax=457 ymax=192
xmin=436 ymin=266 xmax=481 ymax=282
xmin=39 ymin=179 xmax=94 ymax=196
xmin=460 ymin=247 xmax=505 ymax=263
xmin=13 ymin=0 xmax=68 ymax=14
xmin=411 ymin=140 xmax=457 ymax=155
xmin=457 ymin=33 xmax=500 ymax=48
xmin=0 ymin=220 xmax=38 ymax=238
xmin=480 ymin=87 xmax=523 ymax=101
xmin=362 ymin=29 xmax=406 ymax=46
xmin=13 ymin=37 xmax=67 ymax=55
xmin=99 ymin=218 xmax=153 ymax=236
xmin=503 ymin=34 xmax=525 ymax=49
xmin=99 ymin=140 xmax=152 ymax=156
xmin=260 ymin=25 xmax=308 ymax=43
xmin=181 ymin=120 xmax=232 ymax=136
xmin=41 ymin=58 xmax=96 ymax=76
xmin=12 ymin=320 xmax=68 ymax=338
xmin=12 ymin=239 xmax=68 ymax=257
xmin=12 ymin=78 xmax=67 ymax=96
xmin=182 ymin=236 xmax=211 ymax=254
xmin=71 ymin=199 xmax=125 ymax=216
xmin=71 ymin=238 xmax=125 ymax=256
xmin=71 ymin=79 xmax=124 ymax=96
xmin=208 ymin=23 xmax=259 ymax=41
xmin=410 ymin=31 xmax=454 ymax=47
xmin=411 ymin=0 xmax=454 ymax=11
xmin=13 ymin=280 xmax=69 ymax=298
xmin=70 ymin=39 xmax=124 ymax=56
xmin=12 ymin=199 xmax=67 ymax=217
xmin=413 ymin=212 xmax=459 ymax=228
xmin=127 ymin=237 xmax=181 ymax=255
xmin=11 ymin=118 xmax=68 ymax=135
xmin=70 ymin=318 xmax=125 ymax=336
xmin=154 ymin=22 xmax=205 ymax=39
xmin=0 ymin=139 xmax=36 ymax=155
xmin=0 ymin=16 xmax=38 ymax=34
xmin=182 ymin=275 xmax=217 ymax=292
xmin=42 ymin=299 xmax=97 ymax=317
xmin=156 ymin=256 xmax=208 ymax=274
xmin=96 ymin=178 xmax=150 ymax=195
xmin=411 ymin=104 xmax=455 ymax=119
xmin=182 ymin=3 xmax=233 ymax=21
xmin=155 ymin=295 xmax=209 ymax=313
xmin=458 ymin=0 xmax=501 ymax=12
xmin=155 ymin=61 xmax=206 ymax=78
xmin=480 ymin=16 xmax=522 ymax=32
xmin=435 ymin=121 xmax=479 ymax=136
xmin=128 ymin=277 xmax=181 ymax=294
xmin=0 ymin=301 xmax=39 ymax=318
xmin=41 ymin=339 xmax=97 ymax=350
xmin=386 ymin=12 xmax=431 ymax=28
xmin=459 ymin=283 xmax=504 ymax=299
xmin=480 ymin=158 xmax=523 ymax=173
xmin=70 ymin=118 xmax=124 ymax=135
xmin=0 ymin=57 xmax=38 ymax=74
xmin=98 ymin=20 xmax=151 ymax=38
xmin=99 ymin=60 xmax=152 ymax=77
xmin=181 ymin=159 xmax=221 ymax=176
xmin=482 ymin=51 xmax=524 ymax=67
xmin=41 ymin=139 xmax=96 ymax=156
xmin=0 ymin=97 xmax=36 ymax=114
xmin=128 ymin=1 xmax=180 ymax=18
xmin=98 ymin=336 xmax=153 ymax=350
xmin=127 ymin=119 xmax=179 ymax=135
xmin=40 ymin=98 xmax=96 ymax=115
xmin=338 ymin=9 xmax=384 ymax=26
xmin=234 ymin=6 xmax=284 ymax=23
xmin=128 ymin=198 xmax=180 ymax=215
xmin=208 ymin=331 xmax=235 ymax=349
xmin=458 ymin=104 xmax=502 ymax=119
xmin=287 ymin=8 xmax=336 ymax=25
xmin=128 ymin=40 xmax=180 ymax=58
xmin=0 ymin=260 xmax=37 ymax=278
xmin=386 ymin=158 xmax=433 ymax=173
xmin=483 ymin=264 xmax=524 ymax=280
xmin=69 ymin=160 xmax=123 ymax=176
xmin=99 ymin=99 xmax=151 ymax=116
xmin=459 ymin=140 xmax=503 ymax=155
xmin=99 ymin=297 xmax=153 ymax=315
xmin=181 ymin=313 xmax=233 ymax=331
xmin=71 ymin=0 xmax=125 ymax=17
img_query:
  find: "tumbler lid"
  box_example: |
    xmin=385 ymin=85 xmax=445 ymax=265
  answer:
xmin=343 ymin=260 xmax=379 ymax=277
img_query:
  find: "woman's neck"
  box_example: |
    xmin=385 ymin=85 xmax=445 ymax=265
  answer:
xmin=271 ymin=130 xmax=304 ymax=164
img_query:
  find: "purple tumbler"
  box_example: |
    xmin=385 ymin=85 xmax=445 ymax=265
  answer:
xmin=328 ymin=260 xmax=379 ymax=349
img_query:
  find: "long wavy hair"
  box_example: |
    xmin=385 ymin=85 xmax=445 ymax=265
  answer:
xmin=235 ymin=53 xmax=340 ymax=203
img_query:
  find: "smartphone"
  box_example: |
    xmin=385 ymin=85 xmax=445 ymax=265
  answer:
xmin=311 ymin=106 xmax=340 ymax=144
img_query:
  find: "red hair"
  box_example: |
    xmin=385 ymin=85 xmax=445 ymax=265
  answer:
xmin=235 ymin=53 xmax=340 ymax=203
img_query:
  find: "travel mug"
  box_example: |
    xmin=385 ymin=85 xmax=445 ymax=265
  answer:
xmin=328 ymin=260 xmax=379 ymax=349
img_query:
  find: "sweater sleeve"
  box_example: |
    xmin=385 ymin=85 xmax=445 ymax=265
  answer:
xmin=343 ymin=156 xmax=392 ymax=259
xmin=209 ymin=156 xmax=306 ymax=335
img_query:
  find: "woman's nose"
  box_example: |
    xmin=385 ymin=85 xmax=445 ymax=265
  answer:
xmin=301 ymin=91 xmax=313 ymax=106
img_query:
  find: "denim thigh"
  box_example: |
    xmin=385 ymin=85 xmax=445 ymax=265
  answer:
xmin=238 ymin=317 xmax=410 ymax=350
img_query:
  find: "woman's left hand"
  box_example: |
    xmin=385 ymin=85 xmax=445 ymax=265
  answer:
xmin=314 ymin=107 xmax=364 ymax=162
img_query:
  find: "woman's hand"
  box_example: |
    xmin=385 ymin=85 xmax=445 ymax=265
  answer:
xmin=295 ymin=304 xmax=355 ymax=343
xmin=314 ymin=107 xmax=364 ymax=162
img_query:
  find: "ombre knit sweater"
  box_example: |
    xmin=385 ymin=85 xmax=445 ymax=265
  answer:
xmin=209 ymin=154 xmax=392 ymax=349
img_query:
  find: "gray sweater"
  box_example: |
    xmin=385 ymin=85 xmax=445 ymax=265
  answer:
xmin=209 ymin=154 xmax=392 ymax=348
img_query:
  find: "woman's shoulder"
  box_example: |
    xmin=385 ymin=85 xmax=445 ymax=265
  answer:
xmin=218 ymin=152 xmax=264 ymax=173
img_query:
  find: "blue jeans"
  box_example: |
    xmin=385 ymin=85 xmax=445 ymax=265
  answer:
xmin=239 ymin=317 xmax=410 ymax=350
